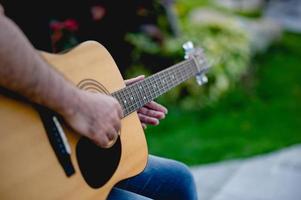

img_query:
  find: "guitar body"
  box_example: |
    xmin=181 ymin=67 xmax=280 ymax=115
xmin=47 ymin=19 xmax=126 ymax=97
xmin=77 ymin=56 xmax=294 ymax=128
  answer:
xmin=0 ymin=41 xmax=148 ymax=199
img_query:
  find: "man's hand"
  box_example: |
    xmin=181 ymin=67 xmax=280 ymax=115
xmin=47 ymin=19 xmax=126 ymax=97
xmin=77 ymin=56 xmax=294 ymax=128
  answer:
xmin=61 ymin=90 xmax=123 ymax=148
xmin=125 ymin=75 xmax=168 ymax=129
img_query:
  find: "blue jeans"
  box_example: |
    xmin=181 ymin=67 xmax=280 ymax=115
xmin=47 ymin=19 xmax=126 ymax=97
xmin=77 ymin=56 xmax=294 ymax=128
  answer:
xmin=107 ymin=155 xmax=198 ymax=200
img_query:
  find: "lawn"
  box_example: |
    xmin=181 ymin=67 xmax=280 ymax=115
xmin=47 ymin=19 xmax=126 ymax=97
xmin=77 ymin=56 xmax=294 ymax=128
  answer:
xmin=145 ymin=33 xmax=301 ymax=166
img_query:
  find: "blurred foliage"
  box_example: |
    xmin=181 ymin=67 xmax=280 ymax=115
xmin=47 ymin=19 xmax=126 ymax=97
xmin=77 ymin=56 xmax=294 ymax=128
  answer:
xmin=174 ymin=0 xmax=263 ymax=18
xmin=232 ymin=10 xmax=262 ymax=18
xmin=126 ymin=1 xmax=251 ymax=109
xmin=175 ymin=0 xmax=211 ymax=18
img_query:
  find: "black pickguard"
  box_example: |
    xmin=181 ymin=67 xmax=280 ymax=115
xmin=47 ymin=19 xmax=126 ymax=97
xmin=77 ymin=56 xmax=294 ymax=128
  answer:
xmin=76 ymin=136 xmax=121 ymax=188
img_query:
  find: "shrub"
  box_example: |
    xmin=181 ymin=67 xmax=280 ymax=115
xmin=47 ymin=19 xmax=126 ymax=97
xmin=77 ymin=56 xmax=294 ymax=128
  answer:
xmin=126 ymin=17 xmax=251 ymax=109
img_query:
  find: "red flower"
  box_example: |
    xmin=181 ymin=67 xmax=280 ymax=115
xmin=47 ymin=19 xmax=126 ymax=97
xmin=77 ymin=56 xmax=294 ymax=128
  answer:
xmin=64 ymin=19 xmax=79 ymax=32
xmin=50 ymin=21 xmax=64 ymax=31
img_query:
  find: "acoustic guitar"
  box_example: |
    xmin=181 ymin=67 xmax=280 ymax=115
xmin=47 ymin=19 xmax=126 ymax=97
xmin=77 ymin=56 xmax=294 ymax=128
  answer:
xmin=0 ymin=41 xmax=209 ymax=199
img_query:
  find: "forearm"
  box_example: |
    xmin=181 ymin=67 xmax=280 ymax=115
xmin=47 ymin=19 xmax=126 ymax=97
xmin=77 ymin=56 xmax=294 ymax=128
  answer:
xmin=0 ymin=11 xmax=78 ymax=115
xmin=0 ymin=4 xmax=3 ymax=14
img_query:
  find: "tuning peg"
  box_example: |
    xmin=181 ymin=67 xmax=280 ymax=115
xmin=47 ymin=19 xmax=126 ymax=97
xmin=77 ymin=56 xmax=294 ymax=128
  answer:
xmin=196 ymin=73 xmax=208 ymax=86
xmin=183 ymin=41 xmax=194 ymax=51
xmin=183 ymin=41 xmax=194 ymax=59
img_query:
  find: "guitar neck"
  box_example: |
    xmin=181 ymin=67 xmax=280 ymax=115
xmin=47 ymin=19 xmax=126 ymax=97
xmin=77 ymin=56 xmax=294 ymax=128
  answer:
xmin=112 ymin=58 xmax=198 ymax=117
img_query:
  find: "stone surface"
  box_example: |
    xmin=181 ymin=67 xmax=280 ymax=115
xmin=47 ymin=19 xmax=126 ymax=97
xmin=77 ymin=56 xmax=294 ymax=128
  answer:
xmin=191 ymin=160 xmax=241 ymax=200
xmin=265 ymin=0 xmax=301 ymax=33
xmin=238 ymin=17 xmax=282 ymax=53
xmin=215 ymin=0 xmax=264 ymax=13
xmin=189 ymin=8 xmax=282 ymax=53
xmin=191 ymin=145 xmax=301 ymax=200
xmin=189 ymin=8 xmax=235 ymax=25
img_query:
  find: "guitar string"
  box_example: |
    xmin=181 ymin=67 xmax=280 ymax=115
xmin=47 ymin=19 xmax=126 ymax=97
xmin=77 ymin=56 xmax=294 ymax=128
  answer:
xmin=128 ymin=59 xmax=196 ymax=116
xmin=124 ymin=59 xmax=193 ymax=115
xmin=119 ymin=58 xmax=197 ymax=116
xmin=131 ymin=59 xmax=195 ymax=115
xmin=113 ymin=58 xmax=198 ymax=116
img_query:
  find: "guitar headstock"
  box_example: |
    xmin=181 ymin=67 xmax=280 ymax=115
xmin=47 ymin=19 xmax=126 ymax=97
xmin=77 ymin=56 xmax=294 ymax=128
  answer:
xmin=183 ymin=41 xmax=209 ymax=85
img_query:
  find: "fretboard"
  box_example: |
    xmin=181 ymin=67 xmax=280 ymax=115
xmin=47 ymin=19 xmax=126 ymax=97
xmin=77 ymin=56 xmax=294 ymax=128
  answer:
xmin=112 ymin=58 xmax=198 ymax=117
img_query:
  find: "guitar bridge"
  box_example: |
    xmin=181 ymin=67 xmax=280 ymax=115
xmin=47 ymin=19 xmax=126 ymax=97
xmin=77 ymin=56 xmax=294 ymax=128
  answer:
xmin=35 ymin=105 xmax=75 ymax=177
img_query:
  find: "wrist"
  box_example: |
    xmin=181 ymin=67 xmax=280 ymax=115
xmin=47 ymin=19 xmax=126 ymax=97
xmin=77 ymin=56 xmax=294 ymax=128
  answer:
xmin=49 ymin=84 xmax=81 ymax=118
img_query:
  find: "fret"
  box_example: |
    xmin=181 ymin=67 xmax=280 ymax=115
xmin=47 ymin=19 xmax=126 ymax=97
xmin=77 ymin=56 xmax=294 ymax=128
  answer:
xmin=136 ymin=82 xmax=145 ymax=108
xmin=151 ymin=76 xmax=159 ymax=96
xmin=178 ymin=62 xmax=187 ymax=83
xmin=169 ymin=65 xmax=177 ymax=89
xmin=112 ymin=89 xmax=125 ymax=115
xmin=129 ymin=86 xmax=138 ymax=113
xmin=151 ymin=76 xmax=157 ymax=99
xmin=160 ymin=64 xmax=173 ymax=95
xmin=161 ymin=67 xmax=171 ymax=94
xmin=117 ymin=92 xmax=125 ymax=111
xmin=144 ymin=77 xmax=152 ymax=102
xmin=157 ymin=75 xmax=164 ymax=96
xmin=125 ymin=88 xmax=132 ymax=115
xmin=150 ymin=76 xmax=156 ymax=97
xmin=129 ymin=85 xmax=138 ymax=114
xmin=145 ymin=78 xmax=154 ymax=102
xmin=133 ymin=84 xmax=140 ymax=109
xmin=166 ymin=67 xmax=173 ymax=91
xmin=143 ymin=79 xmax=151 ymax=104
xmin=121 ymin=89 xmax=130 ymax=115
xmin=126 ymin=86 xmax=135 ymax=114
xmin=152 ymin=76 xmax=159 ymax=98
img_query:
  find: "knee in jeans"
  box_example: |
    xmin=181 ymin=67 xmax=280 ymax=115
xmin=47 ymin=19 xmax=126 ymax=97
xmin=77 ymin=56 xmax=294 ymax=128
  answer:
xmin=174 ymin=161 xmax=194 ymax=183
xmin=168 ymin=161 xmax=197 ymax=199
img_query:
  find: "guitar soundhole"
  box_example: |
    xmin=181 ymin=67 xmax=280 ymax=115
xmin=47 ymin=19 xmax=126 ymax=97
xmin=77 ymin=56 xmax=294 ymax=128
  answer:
xmin=76 ymin=136 xmax=121 ymax=188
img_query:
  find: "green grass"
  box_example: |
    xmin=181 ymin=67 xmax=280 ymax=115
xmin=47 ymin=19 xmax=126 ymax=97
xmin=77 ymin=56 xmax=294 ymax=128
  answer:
xmin=145 ymin=33 xmax=301 ymax=166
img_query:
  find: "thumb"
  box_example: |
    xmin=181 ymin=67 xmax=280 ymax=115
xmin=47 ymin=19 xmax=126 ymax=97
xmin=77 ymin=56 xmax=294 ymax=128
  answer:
xmin=125 ymin=75 xmax=145 ymax=86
